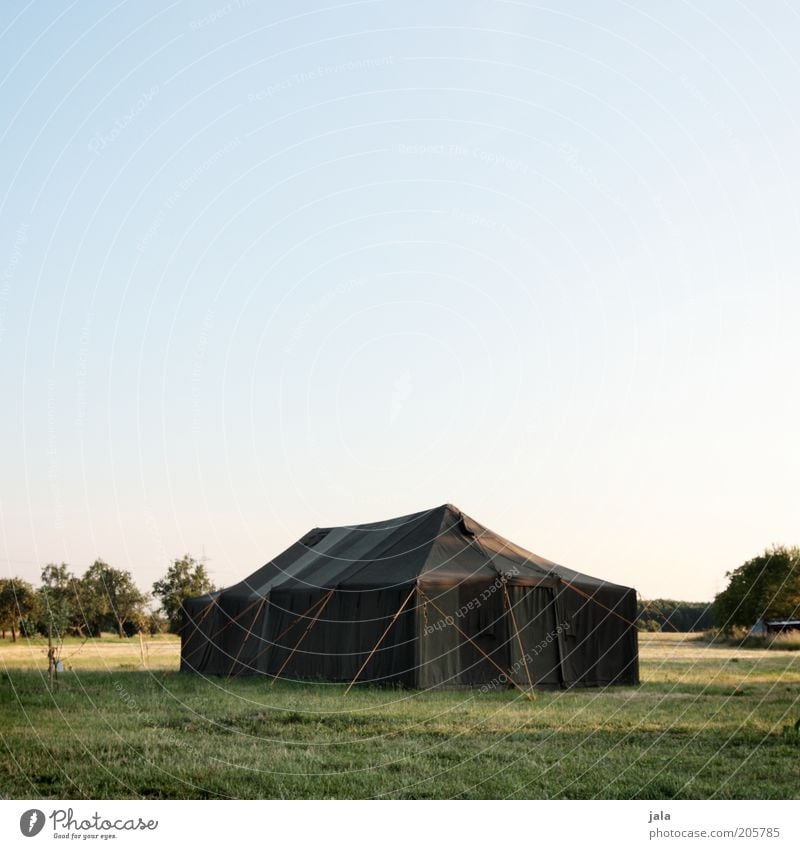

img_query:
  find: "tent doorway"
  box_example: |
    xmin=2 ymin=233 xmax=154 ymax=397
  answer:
xmin=458 ymin=585 xmax=510 ymax=685
xmin=505 ymin=586 xmax=562 ymax=687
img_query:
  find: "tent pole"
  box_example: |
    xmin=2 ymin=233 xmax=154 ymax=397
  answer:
xmin=226 ymin=597 xmax=267 ymax=680
xmin=502 ymin=583 xmax=536 ymax=696
xmin=270 ymin=588 xmax=335 ymax=686
xmin=246 ymin=592 xmax=331 ymax=673
xmin=273 ymin=593 xmax=331 ymax=644
xmin=180 ymin=599 xmax=216 ymax=651
xmin=183 ymin=595 xmax=266 ymax=663
xmin=343 ymin=585 xmax=417 ymax=696
xmin=420 ymin=589 xmax=533 ymax=701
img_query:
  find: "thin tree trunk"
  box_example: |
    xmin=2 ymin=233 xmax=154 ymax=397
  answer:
xmin=11 ymin=624 xmax=16 ymax=642
xmin=48 ymin=621 xmax=55 ymax=688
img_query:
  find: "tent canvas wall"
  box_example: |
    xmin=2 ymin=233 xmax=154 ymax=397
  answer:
xmin=181 ymin=504 xmax=639 ymax=689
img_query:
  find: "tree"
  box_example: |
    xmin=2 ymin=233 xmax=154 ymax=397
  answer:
xmin=713 ymin=545 xmax=800 ymax=632
xmin=80 ymin=559 xmax=148 ymax=638
xmin=152 ymin=554 xmax=215 ymax=633
xmin=0 ymin=577 xmax=38 ymax=641
xmin=37 ymin=563 xmax=82 ymax=638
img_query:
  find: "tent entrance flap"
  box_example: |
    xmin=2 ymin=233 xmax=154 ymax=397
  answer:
xmin=505 ymin=586 xmax=562 ymax=687
xmin=456 ymin=583 xmax=510 ymax=685
xmin=502 ymin=582 xmax=535 ymax=692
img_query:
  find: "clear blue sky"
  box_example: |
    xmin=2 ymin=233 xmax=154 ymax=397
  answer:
xmin=1 ymin=1 xmax=798 ymax=601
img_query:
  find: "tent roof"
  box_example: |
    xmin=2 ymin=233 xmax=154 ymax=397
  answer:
xmin=218 ymin=504 xmax=632 ymax=598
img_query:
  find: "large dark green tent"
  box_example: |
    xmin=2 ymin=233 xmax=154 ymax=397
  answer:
xmin=181 ymin=504 xmax=639 ymax=689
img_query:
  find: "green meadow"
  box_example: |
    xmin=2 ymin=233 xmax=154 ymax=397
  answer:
xmin=1 ymin=633 xmax=798 ymax=799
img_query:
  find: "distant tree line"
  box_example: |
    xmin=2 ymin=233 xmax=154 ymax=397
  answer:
xmin=3 ymin=544 xmax=796 ymax=640
xmin=638 ymin=545 xmax=799 ymax=634
xmin=637 ymin=599 xmax=715 ymax=632
xmin=0 ymin=555 xmax=214 ymax=641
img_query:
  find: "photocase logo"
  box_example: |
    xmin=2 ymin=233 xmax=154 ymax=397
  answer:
xmin=19 ymin=809 xmax=45 ymax=837
xmin=15 ymin=807 xmax=159 ymax=838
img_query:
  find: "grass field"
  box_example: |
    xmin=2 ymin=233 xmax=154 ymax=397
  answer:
xmin=1 ymin=633 xmax=799 ymax=799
